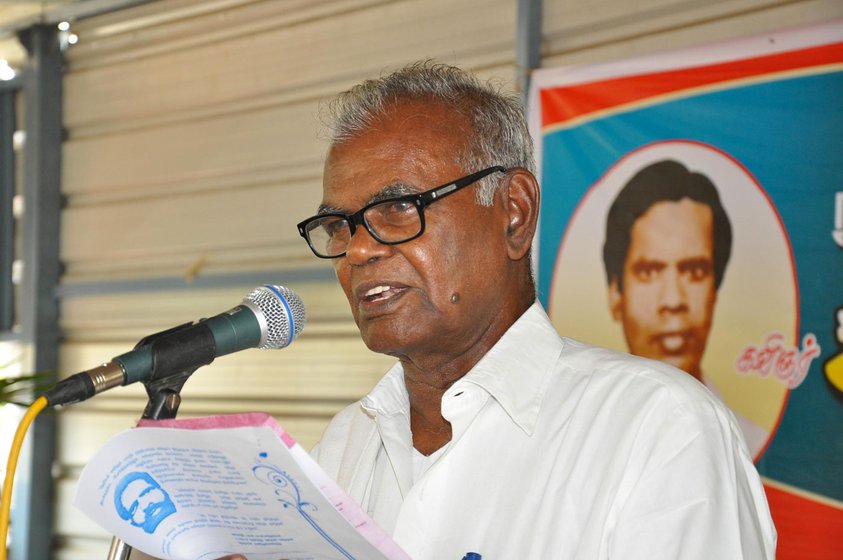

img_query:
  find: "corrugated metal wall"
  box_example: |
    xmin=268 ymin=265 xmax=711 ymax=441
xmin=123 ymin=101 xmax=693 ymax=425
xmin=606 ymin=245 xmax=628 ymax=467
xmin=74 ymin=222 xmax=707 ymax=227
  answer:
xmin=49 ymin=0 xmax=843 ymax=558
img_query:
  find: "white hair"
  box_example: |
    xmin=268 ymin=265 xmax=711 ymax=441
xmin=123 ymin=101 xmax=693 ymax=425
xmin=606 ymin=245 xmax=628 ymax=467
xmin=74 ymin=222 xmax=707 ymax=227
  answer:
xmin=323 ymin=61 xmax=535 ymax=206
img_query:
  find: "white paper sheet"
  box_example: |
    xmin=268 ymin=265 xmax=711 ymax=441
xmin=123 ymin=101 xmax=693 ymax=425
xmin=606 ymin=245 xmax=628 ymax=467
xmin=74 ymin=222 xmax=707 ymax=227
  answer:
xmin=74 ymin=412 xmax=411 ymax=560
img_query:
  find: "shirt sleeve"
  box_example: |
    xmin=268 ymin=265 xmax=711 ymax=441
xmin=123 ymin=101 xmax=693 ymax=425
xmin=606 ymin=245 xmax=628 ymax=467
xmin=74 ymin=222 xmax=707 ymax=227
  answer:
xmin=608 ymin=393 xmax=777 ymax=560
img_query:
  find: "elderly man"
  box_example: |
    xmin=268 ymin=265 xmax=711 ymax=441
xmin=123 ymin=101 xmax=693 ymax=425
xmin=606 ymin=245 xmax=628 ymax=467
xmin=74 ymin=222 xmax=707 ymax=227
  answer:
xmin=220 ymin=62 xmax=775 ymax=560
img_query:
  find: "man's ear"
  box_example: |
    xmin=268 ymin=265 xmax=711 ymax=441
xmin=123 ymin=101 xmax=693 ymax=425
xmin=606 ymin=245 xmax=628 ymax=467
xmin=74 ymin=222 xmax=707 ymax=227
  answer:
xmin=500 ymin=168 xmax=540 ymax=260
xmin=608 ymin=277 xmax=623 ymax=322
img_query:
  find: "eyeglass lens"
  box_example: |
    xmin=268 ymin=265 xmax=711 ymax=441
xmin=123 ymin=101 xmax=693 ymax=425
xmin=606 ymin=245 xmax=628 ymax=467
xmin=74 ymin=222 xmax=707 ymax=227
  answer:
xmin=307 ymin=199 xmax=423 ymax=257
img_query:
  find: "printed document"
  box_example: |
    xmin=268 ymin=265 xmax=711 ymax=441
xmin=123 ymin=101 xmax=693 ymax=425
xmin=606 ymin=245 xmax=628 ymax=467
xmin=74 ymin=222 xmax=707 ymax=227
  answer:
xmin=74 ymin=412 xmax=411 ymax=560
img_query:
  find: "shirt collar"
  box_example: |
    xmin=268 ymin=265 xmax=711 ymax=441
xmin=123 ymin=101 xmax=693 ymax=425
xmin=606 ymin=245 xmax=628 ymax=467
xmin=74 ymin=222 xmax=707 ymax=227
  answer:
xmin=362 ymin=302 xmax=564 ymax=436
xmin=362 ymin=362 xmax=408 ymax=419
xmin=450 ymin=301 xmax=564 ymax=436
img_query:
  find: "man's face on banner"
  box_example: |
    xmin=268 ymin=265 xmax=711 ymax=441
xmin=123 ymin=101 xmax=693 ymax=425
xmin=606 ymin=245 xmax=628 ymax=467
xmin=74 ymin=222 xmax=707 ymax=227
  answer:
xmin=609 ymin=198 xmax=717 ymax=379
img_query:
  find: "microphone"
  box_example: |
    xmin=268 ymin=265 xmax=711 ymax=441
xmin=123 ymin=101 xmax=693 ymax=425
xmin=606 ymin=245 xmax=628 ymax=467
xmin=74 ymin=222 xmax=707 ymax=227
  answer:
xmin=43 ymin=285 xmax=306 ymax=407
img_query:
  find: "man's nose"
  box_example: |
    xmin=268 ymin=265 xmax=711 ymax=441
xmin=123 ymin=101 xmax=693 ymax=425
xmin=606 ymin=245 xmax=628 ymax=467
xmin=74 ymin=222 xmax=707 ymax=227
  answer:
xmin=658 ymin=268 xmax=687 ymax=310
xmin=344 ymin=224 xmax=392 ymax=265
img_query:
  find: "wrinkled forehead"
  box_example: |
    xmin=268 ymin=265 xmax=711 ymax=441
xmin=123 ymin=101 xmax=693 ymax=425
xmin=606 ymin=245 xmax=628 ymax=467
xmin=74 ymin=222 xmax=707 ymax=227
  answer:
xmin=321 ymin=101 xmax=473 ymax=210
xmin=328 ymin=97 xmax=474 ymax=161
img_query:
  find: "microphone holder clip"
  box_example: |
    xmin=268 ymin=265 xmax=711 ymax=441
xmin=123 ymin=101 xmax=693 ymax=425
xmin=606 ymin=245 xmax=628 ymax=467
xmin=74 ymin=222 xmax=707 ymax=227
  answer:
xmin=132 ymin=321 xmax=206 ymax=421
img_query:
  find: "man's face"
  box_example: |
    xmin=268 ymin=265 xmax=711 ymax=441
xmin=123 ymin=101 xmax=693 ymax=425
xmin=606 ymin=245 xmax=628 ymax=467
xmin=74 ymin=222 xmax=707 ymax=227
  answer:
xmin=609 ymin=198 xmax=717 ymax=379
xmin=118 ymin=475 xmax=176 ymax=532
xmin=321 ymin=100 xmax=513 ymax=363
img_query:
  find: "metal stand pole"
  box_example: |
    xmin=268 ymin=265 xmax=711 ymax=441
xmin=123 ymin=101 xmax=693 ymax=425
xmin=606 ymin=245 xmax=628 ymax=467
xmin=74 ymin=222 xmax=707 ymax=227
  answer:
xmin=105 ymin=325 xmax=200 ymax=559
xmin=105 ymin=385 xmax=187 ymax=559
xmin=107 ymin=536 xmax=133 ymax=560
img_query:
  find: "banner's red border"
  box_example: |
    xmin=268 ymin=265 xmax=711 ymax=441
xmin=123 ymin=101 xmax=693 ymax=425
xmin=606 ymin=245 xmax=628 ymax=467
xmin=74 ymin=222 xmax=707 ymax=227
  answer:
xmin=764 ymin=482 xmax=843 ymax=558
xmin=540 ymin=42 xmax=843 ymax=128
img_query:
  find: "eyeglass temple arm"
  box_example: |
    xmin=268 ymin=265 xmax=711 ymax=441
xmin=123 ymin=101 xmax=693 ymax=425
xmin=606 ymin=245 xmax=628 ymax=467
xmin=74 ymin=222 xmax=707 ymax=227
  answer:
xmin=420 ymin=166 xmax=506 ymax=205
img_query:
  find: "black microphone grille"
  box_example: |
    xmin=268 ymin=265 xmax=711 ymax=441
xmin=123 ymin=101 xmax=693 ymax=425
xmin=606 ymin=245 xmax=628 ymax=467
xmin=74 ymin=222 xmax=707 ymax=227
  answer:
xmin=245 ymin=285 xmax=307 ymax=349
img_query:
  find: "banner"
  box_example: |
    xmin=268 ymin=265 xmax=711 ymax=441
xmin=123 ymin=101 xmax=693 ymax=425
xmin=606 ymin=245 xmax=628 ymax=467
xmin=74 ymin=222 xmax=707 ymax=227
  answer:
xmin=528 ymin=20 xmax=843 ymax=559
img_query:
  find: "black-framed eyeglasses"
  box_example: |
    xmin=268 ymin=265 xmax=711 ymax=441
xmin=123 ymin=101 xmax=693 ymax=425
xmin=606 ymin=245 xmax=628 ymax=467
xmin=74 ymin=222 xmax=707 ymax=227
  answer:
xmin=297 ymin=166 xmax=506 ymax=259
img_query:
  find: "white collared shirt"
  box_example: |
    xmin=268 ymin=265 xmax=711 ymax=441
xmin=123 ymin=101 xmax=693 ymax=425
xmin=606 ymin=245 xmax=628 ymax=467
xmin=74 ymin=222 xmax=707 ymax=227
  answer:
xmin=313 ymin=302 xmax=776 ymax=559
xmin=703 ymin=373 xmax=771 ymax=460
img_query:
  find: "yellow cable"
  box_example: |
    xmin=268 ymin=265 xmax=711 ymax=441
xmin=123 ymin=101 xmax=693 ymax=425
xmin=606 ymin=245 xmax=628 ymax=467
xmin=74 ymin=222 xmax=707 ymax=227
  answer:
xmin=0 ymin=396 xmax=48 ymax=560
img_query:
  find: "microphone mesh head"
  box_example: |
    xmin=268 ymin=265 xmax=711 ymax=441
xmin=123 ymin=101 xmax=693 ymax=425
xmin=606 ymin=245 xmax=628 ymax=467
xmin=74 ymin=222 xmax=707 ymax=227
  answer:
xmin=245 ymin=285 xmax=307 ymax=349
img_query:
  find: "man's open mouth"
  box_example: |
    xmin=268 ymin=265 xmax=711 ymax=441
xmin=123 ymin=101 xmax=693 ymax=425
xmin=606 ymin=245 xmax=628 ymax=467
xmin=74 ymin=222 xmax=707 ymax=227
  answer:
xmin=362 ymin=284 xmax=406 ymax=303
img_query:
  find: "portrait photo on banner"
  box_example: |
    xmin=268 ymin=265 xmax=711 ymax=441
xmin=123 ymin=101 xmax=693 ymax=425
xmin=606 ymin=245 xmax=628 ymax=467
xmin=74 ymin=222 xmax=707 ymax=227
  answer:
xmin=547 ymin=140 xmax=796 ymax=460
